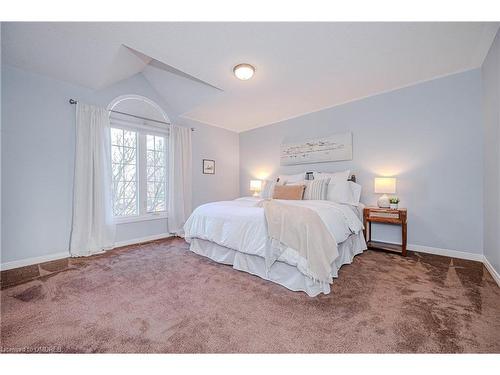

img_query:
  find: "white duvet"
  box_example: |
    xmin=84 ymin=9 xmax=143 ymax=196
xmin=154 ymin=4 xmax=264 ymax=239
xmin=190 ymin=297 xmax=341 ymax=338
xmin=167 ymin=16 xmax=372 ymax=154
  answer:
xmin=183 ymin=197 xmax=364 ymax=273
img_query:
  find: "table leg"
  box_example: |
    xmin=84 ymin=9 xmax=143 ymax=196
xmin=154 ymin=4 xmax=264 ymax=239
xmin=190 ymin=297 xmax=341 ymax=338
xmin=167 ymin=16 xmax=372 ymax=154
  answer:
xmin=402 ymin=221 xmax=407 ymax=256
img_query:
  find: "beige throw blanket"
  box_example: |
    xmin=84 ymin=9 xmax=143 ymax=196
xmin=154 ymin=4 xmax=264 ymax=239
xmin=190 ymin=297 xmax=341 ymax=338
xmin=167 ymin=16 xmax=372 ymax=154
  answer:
xmin=263 ymin=200 xmax=339 ymax=283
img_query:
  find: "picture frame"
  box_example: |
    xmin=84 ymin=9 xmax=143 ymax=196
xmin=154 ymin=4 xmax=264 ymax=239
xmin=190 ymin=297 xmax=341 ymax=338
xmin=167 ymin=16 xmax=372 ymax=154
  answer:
xmin=280 ymin=132 xmax=353 ymax=166
xmin=202 ymin=159 xmax=215 ymax=174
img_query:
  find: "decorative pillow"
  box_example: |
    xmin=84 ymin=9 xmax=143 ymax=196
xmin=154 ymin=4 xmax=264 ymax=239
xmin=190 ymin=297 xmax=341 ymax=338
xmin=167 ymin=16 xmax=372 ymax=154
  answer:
xmin=277 ymin=172 xmax=305 ymax=185
xmin=288 ymin=179 xmax=330 ymax=200
xmin=313 ymin=170 xmax=350 ymax=185
xmin=305 ymin=178 xmax=330 ymax=200
xmin=260 ymin=180 xmax=276 ymax=199
xmin=273 ymin=185 xmax=305 ymax=200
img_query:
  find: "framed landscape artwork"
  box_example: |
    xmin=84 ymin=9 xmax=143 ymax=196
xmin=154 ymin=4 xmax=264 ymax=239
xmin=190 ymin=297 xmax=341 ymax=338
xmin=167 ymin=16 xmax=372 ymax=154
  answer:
xmin=203 ymin=159 xmax=216 ymax=174
xmin=280 ymin=132 xmax=353 ymax=166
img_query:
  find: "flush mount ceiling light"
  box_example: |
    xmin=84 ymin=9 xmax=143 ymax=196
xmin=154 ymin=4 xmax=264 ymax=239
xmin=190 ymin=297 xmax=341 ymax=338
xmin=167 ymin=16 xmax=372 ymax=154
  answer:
xmin=233 ymin=63 xmax=255 ymax=80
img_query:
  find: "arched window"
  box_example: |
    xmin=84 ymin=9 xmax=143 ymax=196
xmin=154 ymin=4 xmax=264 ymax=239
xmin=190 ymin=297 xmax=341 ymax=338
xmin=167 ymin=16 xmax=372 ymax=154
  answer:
xmin=107 ymin=95 xmax=169 ymax=222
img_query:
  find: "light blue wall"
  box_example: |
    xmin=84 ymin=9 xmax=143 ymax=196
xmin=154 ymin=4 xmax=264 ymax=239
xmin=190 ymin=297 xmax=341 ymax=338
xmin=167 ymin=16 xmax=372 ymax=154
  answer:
xmin=0 ymin=24 xmax=2 ymax=256
xmin=177 ymin=116 xmax=240 ymax=209
xmin=0 ymin=59 xmax=489 ymax=263
xmin=240 ymin=70 xmax=484 ymax=254
xmin=1 ymin=64 xmax=239 ymax=264
xmin=482 ymin=30 xmax=500 ymax=275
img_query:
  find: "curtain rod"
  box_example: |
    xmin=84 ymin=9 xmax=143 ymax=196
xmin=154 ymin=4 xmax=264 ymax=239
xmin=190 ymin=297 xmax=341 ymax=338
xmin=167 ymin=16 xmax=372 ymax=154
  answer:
xmin=69 ymin=99 xmax=195 ymax=131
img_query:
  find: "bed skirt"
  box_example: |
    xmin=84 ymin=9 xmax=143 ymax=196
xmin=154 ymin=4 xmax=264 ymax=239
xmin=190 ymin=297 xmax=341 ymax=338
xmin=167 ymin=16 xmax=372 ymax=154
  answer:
xmin=188 ymin=232 xmax=367 ymax=297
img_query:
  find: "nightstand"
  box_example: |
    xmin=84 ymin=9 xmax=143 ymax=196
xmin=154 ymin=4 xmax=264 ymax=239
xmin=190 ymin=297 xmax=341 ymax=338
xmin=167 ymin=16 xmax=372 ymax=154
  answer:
xmin=363 ymin=207 xmax=408 ymax=256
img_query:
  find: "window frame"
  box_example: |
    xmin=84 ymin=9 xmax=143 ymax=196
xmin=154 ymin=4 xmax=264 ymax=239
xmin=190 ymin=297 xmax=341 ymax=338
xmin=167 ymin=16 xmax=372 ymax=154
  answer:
xmin=110 ymin=117 xmax=169 ymax=224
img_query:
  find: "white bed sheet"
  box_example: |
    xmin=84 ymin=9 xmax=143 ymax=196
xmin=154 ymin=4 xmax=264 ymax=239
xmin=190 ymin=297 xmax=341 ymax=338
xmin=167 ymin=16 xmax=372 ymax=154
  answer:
xmin=184 ymin=197 xmax=365 ymax=289
xmin=184 ymin=197 xmax=363 ymax=260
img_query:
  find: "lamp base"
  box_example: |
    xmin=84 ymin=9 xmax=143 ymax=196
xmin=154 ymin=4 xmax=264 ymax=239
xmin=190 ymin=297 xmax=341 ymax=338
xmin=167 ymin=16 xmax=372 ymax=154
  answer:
xmin=377 ymin=194 xmax=390 ymax=208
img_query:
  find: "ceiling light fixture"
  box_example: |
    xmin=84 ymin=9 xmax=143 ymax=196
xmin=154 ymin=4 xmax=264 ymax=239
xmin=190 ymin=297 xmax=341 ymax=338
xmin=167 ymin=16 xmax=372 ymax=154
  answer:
xmin=233 ymin=63 xmax=255 ymax=80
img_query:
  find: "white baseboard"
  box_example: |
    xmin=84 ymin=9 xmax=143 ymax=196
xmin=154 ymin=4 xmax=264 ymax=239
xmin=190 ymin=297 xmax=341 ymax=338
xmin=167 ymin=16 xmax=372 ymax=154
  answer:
xmin=483 ymin=256 xmax=500 ymax=287
xmin=0 ymin=233 xmax=172 ymax=271
xmin=113 ymin=233 xmax=172 ymax=248
xmin=407 ymin=244 xmax=484 ymax=262
xmin=4 ymin=235 xmax=496 ymax=288
xmin=371 ymin=240 xmax=484 ymax=262
xmin=0 ymin=251 xmax=70 ymax=271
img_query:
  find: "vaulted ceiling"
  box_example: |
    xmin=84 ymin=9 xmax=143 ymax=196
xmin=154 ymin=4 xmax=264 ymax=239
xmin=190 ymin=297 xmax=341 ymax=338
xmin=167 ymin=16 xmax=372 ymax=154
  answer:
xmin=2 ymin=22 xmax=498 ymax=132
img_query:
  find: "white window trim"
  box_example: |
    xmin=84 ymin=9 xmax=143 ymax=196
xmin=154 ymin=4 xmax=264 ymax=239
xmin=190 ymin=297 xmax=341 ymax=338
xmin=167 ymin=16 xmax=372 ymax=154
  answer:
xmin=109 ymin=117 xmax=170 ymax=134
xmin=114 ymin=212 xmax=168 ymax=225
xmin=110 ymin=118 xmax=169 ymax=224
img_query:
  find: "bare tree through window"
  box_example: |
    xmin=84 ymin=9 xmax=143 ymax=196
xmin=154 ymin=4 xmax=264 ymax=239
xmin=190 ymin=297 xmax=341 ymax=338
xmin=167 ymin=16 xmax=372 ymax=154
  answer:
xmin=146 ymin=135 xmax=167 ymax=212
xmin=110 ymin=127 xmax=167 ymax=218
xmin=111 ymin=128 xmax=138 ymax=216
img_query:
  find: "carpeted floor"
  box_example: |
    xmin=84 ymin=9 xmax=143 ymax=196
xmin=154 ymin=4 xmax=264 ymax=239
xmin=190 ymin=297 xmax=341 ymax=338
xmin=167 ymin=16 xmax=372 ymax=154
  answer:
xmin=1 ymin=237 xmax=499 ymax=353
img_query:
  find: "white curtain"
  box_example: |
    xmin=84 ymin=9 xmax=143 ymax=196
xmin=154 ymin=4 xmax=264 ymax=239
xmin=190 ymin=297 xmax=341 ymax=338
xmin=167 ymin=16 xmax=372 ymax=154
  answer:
xmin=70 ymin=103 xmax=115 ymax=256
xmin=168 ymin=125 xmax=192 ymax=235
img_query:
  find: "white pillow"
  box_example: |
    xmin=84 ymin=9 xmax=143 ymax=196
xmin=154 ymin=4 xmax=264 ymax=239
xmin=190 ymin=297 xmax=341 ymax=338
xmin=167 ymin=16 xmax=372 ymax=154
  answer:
xmin=277 ymin=172 xmax=305 ymax=185
xmin=313 ymin=170 xmax=350 ymax=185
xmin=286 ymin=180 xmax=308 ymax=188
xmin=326 ymin=180 xmax=352 ymax=204
xmin=260 ymin=180 xmax=276 ymax=199
xmin=349 ymin=182 xmax=362 ymax=204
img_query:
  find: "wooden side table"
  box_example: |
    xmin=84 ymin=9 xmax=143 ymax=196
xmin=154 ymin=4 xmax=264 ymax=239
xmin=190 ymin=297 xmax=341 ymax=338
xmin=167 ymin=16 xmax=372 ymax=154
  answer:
xmin=363 ymin=207 xmax=408 ymax=256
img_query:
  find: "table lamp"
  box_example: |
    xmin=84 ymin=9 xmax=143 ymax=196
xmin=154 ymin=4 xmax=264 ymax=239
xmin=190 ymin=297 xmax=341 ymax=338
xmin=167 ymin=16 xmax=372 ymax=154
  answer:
xmin=250 ymin=180 xmax=262 ymax=197
xmin=374 ymin=177 xmax=396 ymax=208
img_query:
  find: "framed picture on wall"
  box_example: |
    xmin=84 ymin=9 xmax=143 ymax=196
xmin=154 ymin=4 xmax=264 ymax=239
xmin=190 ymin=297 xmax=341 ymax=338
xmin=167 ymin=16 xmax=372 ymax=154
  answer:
xmin=280 ymin=132 xmax=353 ymax=166
xmin=203 ymin=159 xmax=216 ymax=174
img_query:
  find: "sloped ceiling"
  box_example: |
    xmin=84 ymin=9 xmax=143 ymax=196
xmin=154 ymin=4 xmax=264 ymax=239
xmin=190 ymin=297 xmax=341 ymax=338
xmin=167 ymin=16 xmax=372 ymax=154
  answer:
xmin=2 ymin=22 xmax=498 ymax=132
xmin=141 ymin=61 xmax=223 ymax=117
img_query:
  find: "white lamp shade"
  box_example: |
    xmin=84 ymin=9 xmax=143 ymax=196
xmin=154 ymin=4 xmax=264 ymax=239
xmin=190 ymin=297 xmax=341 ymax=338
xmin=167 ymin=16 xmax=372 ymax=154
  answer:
xmin=374 ymin=177 xmax=396 ymax=194
xmin=250 ymin=180 xmax=262 ymax=192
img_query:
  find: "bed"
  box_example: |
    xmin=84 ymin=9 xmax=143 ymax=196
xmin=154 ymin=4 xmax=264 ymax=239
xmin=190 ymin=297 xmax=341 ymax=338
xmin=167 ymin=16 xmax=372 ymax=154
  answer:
xmin=183 ymin=193 xmax=367 ymax=297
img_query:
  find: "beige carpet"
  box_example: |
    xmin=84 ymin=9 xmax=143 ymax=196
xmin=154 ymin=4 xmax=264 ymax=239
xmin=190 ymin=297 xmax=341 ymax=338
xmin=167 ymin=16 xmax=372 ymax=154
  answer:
xmin=1 ymin=237 xmax=499 ymax=353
